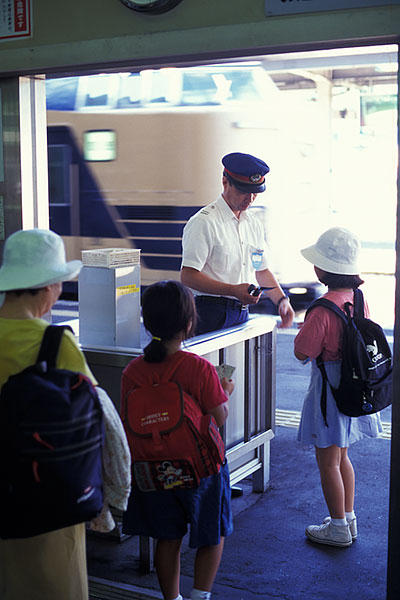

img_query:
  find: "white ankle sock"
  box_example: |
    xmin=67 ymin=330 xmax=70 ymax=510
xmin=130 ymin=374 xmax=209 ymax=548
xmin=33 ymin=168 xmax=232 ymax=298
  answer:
xmin=172 ymin=595 xmax=183 ymax=600
xmin=345 ymin=511 xmax=356 ymax=521
xmin=331 ymin=517 xmax=347 ymax=527
xmin=191 ymin=589 xmax=211 ymax=600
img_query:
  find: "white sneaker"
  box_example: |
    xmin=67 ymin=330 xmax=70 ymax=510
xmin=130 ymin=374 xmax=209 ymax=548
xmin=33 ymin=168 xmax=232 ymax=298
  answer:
xmin=305 ymin=521 xmax=352 ymax=547
xmin=323 ymin=516 xmax=357 ymax=540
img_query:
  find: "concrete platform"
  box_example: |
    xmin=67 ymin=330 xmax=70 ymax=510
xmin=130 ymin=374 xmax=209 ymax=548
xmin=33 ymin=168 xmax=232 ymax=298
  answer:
xmin=88 ymin=421 xmax=390 ymax=600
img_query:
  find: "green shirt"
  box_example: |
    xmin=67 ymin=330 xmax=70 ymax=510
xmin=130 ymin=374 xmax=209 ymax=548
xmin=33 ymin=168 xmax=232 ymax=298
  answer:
xmin=0 ymin=317 xmax=97 ymax=388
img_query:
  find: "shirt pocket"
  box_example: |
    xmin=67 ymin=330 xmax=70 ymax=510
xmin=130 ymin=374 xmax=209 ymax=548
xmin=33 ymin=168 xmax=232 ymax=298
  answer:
xmin=211 ymin=244 xmax=230 ymax=272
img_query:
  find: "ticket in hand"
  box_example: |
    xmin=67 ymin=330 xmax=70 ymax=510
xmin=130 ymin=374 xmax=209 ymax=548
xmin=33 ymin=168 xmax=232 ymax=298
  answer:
xmin=215 ymin=364 xmax=236 ymax=381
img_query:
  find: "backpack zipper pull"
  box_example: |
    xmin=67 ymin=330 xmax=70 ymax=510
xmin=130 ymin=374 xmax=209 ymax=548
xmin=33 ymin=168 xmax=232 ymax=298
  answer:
xmin=33 ymin=431 xmax=55 ymax=450
xmin=32 ymin=460 xmax=40 ymax=483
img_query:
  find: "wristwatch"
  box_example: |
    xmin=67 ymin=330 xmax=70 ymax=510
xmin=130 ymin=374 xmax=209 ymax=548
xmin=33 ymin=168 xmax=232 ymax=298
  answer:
xmin=276 ymin=295 xmax=288 ymax=307
xmin=120 ymin=0 xmax=183 ymax=13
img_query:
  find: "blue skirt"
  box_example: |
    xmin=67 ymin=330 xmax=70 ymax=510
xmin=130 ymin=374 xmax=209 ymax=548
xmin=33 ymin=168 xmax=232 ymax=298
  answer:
xmin=297 ymin=360 xmax=383 ymax=448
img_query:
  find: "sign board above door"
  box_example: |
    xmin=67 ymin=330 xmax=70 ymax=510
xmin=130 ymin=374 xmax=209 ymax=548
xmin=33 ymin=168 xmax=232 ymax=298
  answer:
xmin=0 ymin=0 xmax=31 ymax=42
xmin=265 ymin=0 xmax=400 ymax=16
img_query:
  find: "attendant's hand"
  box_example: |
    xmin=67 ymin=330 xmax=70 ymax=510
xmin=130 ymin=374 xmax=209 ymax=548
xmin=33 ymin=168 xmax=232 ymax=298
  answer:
xmin=221 ymin=377 xmax=235 ymax=396
xmin=278 ymin=298 xmax=295 ymax=328
xmin=234 ymin=283 xmax=259 ymax=305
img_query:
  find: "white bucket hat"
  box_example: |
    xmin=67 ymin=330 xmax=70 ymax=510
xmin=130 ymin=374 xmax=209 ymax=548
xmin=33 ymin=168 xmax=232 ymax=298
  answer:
xmin=0 ymin=229 xmax=82 ymax=291
xmin=301 ymin=227 xmax=360 ymax=275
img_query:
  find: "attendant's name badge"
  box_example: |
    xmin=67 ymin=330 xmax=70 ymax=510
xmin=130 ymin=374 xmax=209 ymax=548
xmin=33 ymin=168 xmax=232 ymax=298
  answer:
xmin=251 ymin=250 xmax=264 ymax=269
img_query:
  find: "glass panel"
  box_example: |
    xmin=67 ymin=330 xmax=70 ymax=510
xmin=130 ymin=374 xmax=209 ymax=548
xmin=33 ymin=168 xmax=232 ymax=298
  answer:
xmin=81 ymin=74 xmax=118 ymax=109
xmin=181 ymin=71 xmax=218 ymax=105
xmin=147 ymin=70 xmax=169 ymax=104
xmin=117 ymin=74 xmax=141 ymax=108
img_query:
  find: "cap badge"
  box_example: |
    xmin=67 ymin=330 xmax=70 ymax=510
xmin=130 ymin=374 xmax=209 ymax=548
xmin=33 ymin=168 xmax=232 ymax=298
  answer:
xmin=250 ymin=173 xmax=263 ymax=183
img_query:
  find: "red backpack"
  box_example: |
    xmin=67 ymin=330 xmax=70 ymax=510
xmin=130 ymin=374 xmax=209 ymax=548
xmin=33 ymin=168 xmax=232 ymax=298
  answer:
xmin=123 ymin=357 xmax=225 ymax=492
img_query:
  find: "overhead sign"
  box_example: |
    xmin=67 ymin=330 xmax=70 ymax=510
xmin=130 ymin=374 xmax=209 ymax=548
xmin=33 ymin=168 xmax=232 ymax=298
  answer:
xmin=0 ymin=1 xmax=31 ymax=42
xmin=265 ymin=0 xmax=400 ymax=16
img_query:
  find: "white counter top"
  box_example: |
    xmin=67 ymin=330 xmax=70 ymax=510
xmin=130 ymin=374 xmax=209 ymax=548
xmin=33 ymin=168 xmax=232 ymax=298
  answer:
xmin=79 ymin=313 xmax=277 ymax=360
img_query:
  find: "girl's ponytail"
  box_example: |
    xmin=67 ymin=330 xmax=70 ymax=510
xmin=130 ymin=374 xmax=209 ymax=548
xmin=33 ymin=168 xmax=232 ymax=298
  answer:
xmin=141 ymin=280 xmax=197 ymax=363
xmin=143 ymin=337 xmax=168 ymax=363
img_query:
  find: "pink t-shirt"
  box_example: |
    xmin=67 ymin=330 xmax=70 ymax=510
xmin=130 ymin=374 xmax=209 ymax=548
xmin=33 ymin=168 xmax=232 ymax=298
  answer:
xmin=294 ymin=289 xmax=370 ymax=361
xmin=121 ymin=350 xmax=227 ymax=416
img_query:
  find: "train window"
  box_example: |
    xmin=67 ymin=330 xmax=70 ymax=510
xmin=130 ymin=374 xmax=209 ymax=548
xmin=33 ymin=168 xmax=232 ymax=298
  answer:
xmin=83 ymin=130 xmax=117 ymax=161
xmin=146 ymin=70 xmax=167 ymax=104
xmin=181 ymin=72 xmax=219 ymax=105
xmin=227 ymin=70 xmax=263 ymax=102
xmin=117 ymin=74 xmax=142 ymax=108
xmin=46 ymin=65 xmax=278 ymax=112
xmin=48 ymin=145 xmax=72 ymax=206
xmin=180 ymin=67 xmax=274 ymax=106
xmin=137 ymin=68 xmax=182 ymax=106
xmin=78 ymin=74 xmax=120 ymax=110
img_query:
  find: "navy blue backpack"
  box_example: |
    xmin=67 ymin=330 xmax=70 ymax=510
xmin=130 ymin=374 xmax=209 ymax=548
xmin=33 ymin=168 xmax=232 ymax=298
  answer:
xmin=0 ymin=325 xmax=104 ymax=539
xmin=306 ymin=288 xmax=392 ymax=427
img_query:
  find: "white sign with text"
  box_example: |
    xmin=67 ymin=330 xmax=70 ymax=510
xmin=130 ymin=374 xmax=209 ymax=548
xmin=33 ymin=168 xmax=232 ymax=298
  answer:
xmin=265 ymin=0 xmax=400 ymax=16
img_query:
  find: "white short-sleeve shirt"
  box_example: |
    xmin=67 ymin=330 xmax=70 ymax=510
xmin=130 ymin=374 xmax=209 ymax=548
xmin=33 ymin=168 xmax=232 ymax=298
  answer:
xmin=181 ymin=195 xmax=269 ymax=297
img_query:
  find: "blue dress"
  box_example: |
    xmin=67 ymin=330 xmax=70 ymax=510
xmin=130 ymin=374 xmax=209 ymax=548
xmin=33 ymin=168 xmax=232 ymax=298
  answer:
xmin=298 ymin=360 xmax=382 ymax=448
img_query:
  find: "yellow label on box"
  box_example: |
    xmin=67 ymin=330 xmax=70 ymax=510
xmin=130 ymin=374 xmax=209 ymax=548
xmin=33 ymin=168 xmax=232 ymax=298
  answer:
xmin=116 ymin=284 xmax=140 ymax=297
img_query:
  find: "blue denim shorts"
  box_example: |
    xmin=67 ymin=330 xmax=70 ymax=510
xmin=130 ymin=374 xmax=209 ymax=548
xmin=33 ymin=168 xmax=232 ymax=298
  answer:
xmin=122 ymin=461 xmax=233 ymax=548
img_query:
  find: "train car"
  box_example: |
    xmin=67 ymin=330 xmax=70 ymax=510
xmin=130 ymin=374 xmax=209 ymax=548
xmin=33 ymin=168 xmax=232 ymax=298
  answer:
xmin=46 ymin=65 xmax=323 ymax=309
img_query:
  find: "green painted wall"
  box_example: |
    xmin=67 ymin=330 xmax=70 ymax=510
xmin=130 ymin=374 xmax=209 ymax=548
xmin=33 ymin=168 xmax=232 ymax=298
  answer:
xmin=0 ymin=1 xmax=399 ymax=74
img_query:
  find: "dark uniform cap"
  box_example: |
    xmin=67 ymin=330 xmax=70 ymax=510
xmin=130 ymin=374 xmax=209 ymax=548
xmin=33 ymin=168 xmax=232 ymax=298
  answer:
xmin=222 ymin=152 xmax=270 ymax=193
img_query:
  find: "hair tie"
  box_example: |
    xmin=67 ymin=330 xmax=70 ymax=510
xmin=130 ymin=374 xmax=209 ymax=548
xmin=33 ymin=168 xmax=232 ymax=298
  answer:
xmin=152 ymin=336 xmax=162 ymax=342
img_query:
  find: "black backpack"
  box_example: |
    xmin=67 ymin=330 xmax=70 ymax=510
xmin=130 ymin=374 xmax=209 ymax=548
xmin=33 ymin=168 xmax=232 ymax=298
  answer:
xmin=306 ymin=288 xmax=392 ymax=427
xmin=0 ymin=325 xmax=104 ymax=539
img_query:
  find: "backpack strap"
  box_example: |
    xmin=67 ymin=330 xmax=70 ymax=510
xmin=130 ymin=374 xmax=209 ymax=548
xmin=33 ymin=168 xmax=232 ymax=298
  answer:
xmin=352 ymin=287 xmax=364 ymax=318
xmin=36 ymin=325 xmax=73 ymax=369
xmin=315 ymin=357 xmax=330 ymax=428
xmin=305 ymin=297 xmax=348 ymax=324
xmin=306 ymin=290 xmax=364 ymax=426
xmin=306 ymin=298 xmax=349 ymax=428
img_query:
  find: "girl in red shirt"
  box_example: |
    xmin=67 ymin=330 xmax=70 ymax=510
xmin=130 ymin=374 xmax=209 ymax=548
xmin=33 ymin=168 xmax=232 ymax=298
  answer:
xmin=121 ymin=280 xmax=234 ymax=600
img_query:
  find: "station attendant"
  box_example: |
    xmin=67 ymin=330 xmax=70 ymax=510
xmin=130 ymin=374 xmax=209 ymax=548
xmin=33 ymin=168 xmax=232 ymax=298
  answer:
xmin=181 ymin=152 xmax=294 ymax=335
